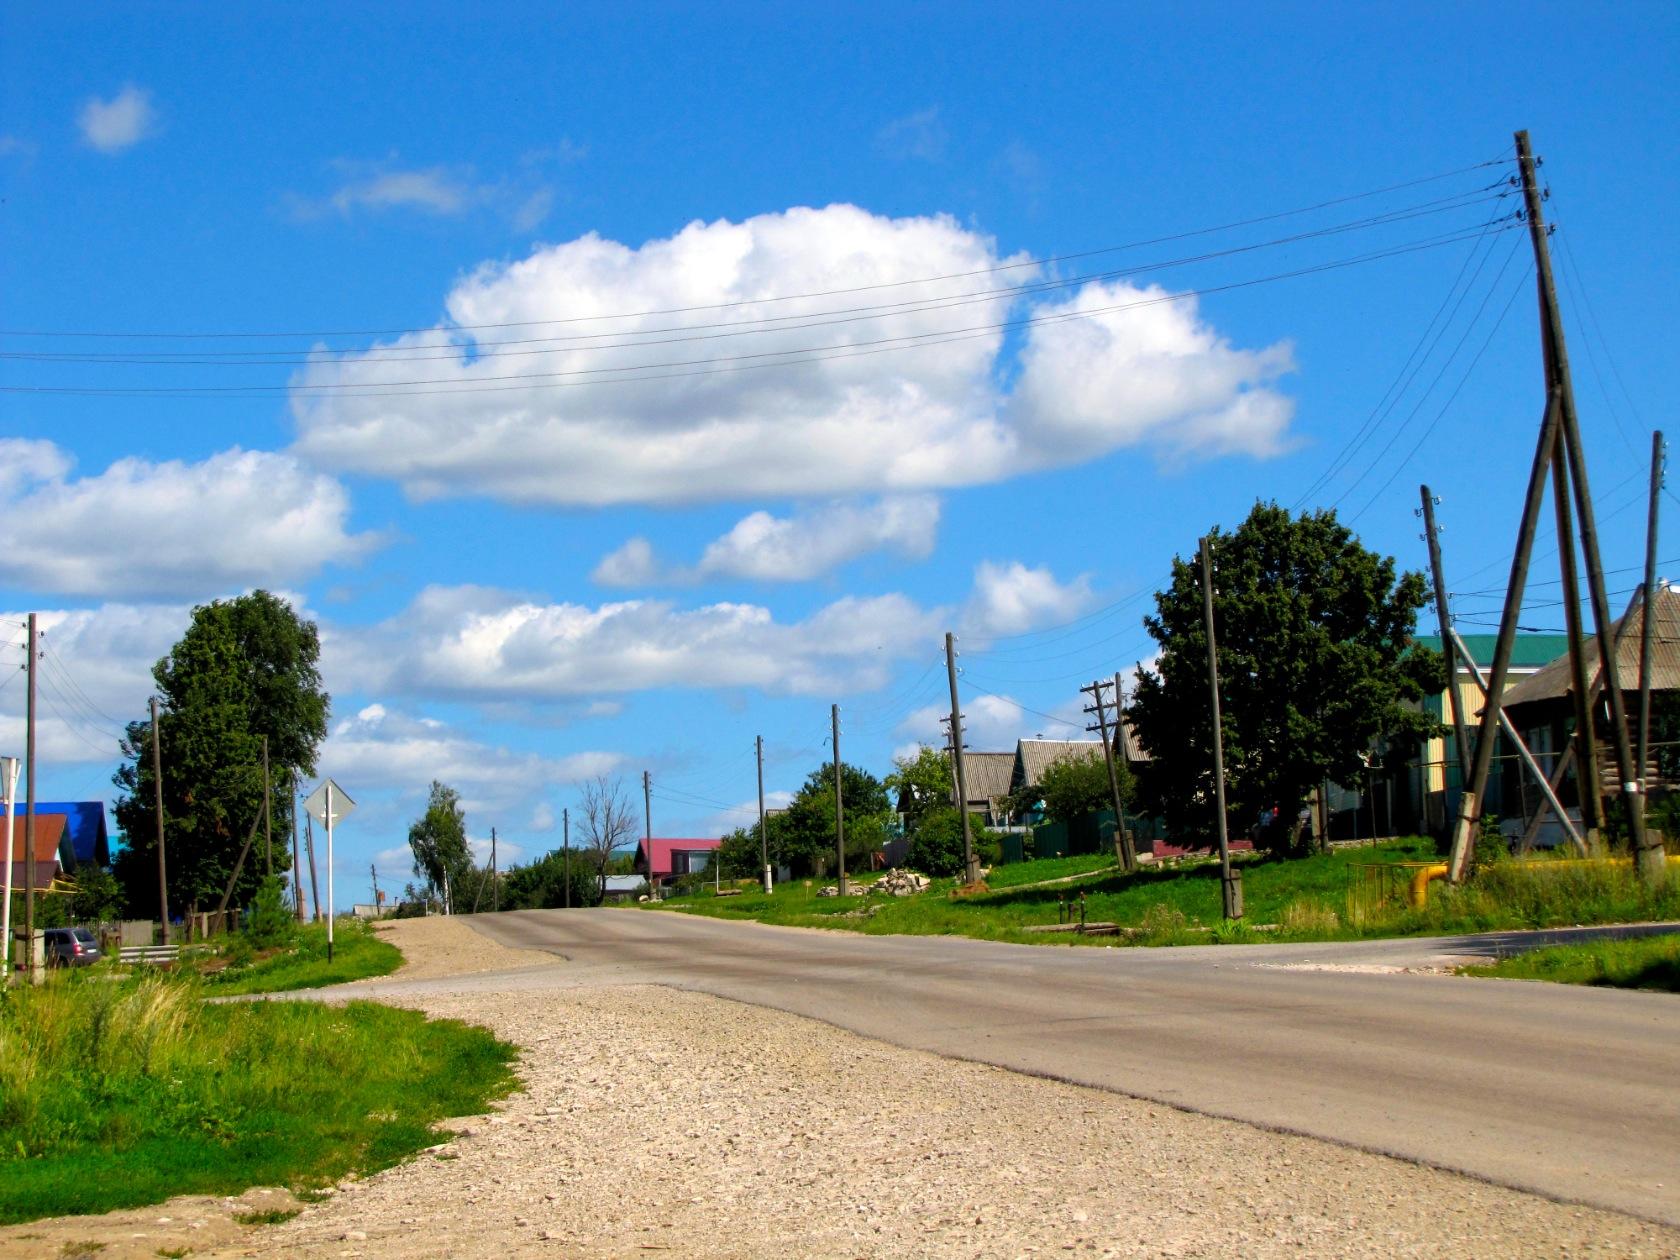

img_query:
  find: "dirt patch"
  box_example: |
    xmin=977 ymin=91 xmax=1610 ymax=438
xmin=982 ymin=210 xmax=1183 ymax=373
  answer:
xmin=367 ymin=914 xmax=558 ymax=982
xmin=0 ymin=1187 xmax=302 ymax=1260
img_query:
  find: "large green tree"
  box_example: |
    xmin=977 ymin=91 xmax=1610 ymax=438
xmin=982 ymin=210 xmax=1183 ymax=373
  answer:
xmin=407 ymin=781 xmax=476 ymax=912
xmin=886 ymin=745 xmax=955 ymax=829
xmin=1007 ymin=749 xmax=1127 ymax=825
xmin=113 ymin=591 xmax=328 ymax=916
xmin=725 ymin=762 xmax=893 ymax=877
xmin=1128 ymin=503 xmax=1441 ymax=854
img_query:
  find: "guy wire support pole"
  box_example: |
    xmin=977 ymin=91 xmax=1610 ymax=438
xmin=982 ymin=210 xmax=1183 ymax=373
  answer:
xmin=945 ymin=632 xmax=978 ymax=885
xmin=832 ymin=704 xmax=847 ymax=895
xmin=1637 ymin=431 xmax=1665 ymax=847
xmin=1550 ymin=418 xmax=1603 ymax=843
xmin=1199 ymin=538 xmax=1241 ymax=919
xmin=304 ymin=809 xmax=320 ymax=923
xmin=1449 ymin=387 xmax=1564 ymax=882
xmin=1419 ymin=487 xmax=1472 ymax=792
xmin=150 ymin=692 xmax=170 ymax=946
xmin=1516 ymin=128 xmax=1654 ymax=875
xmin=1082 ymin=677 xmax=1137 ymax=872
xmin=756 ymin=735 xmax=771 ymax=894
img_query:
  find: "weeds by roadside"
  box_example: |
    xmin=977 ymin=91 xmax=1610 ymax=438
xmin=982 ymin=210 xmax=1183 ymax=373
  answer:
xmin=1460 ymin=932 xmax=1680 ymax=991
xmin=0 ymin=971 xmax=517 ymax=1224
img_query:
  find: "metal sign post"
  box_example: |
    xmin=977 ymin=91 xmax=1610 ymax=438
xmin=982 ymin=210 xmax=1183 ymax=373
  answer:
xmin=304 ymin=779 xmax=355 ymax=962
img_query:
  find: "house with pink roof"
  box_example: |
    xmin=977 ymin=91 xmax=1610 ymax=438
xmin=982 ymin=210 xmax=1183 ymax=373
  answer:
xmin=634 ymin=837 xmax=723 ymax=887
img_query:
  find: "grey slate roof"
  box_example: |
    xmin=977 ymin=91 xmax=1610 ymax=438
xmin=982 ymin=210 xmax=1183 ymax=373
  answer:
xmin=961 ymin=752 xmax=1015 ymax=805
xmin=1013 ymin=739 xmax=1106 ymax=791
xmin=1501 ymin=583 xmax=1680 ymax=709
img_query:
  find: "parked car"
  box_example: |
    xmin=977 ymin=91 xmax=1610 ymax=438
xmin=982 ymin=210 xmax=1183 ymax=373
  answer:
xmin=44 ymin=927 xmax=102 ymax=967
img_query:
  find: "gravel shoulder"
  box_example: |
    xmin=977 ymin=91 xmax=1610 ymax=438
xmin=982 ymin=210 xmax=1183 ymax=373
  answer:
xmin=8 ymin=916 xmax=1677 ymax=1259
xmin=363 ymin=914 xmax=560 ymax=981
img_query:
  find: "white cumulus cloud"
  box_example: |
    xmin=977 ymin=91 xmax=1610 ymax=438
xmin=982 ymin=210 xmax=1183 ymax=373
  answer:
xmin=962 ymin=561 xmax=1094 ymax=638
xmin=594 ymin=496 xmax=940 ymax=587
xmin=0 ymin=441 xmax=381 ymax=599
xmin=290 ymin=205 xmax=1293 ymax=507
xmin=79 ymin=86 xmax=157 ymax=153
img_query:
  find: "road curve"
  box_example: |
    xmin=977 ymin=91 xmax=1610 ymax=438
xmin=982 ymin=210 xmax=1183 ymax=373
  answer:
xmin=440 ymin=910 xmax=1680 ymax=1226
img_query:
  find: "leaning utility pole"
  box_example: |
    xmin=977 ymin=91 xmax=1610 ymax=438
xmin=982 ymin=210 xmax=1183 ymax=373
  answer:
xmin=1419 ymin=487 xmax=1472 ymax=790
xmin=1199 ymin=538 xmax=1242 ymax=920
xmin=149 ymin=692 xmax=170 ymax=945
xmin=1082 ymin=677 xmax=1137 ymax=871
xmin=370 ymin=863 xmax=379 ymax=911
xmin=1550 ymin=424 xmax=1603 ymax=843
xmin=1637 ymin=431 xmax=1666 ymax=839
xmin=756 ymin=735 xmax=771 ymax=894
xmin=261 ymin=736 xmax=272 ymax=876
xmin=944 ymin=632 xmax=978 ymax=884
xmin=304 ymin=811 xmax=320 ymax=924
xmin=832 ymin=703 xmax=847 ymax=895
xmin=24 ymin=614 xmax=36 ymax=963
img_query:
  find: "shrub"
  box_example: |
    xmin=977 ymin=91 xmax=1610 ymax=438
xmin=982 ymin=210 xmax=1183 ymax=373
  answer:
xmin=245 ymin=875 xmax=294 ymax=949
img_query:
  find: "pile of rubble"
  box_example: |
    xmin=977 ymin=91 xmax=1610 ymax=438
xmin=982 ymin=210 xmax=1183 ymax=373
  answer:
xmin=870 ymin=868 xmax=929 ymax=897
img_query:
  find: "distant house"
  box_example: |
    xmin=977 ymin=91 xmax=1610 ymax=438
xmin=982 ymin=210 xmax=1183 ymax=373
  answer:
xmin=634 ymin=837 xmax=723 ymax=887
xmin=892 ymin=750 xmax=1015 ymax=827
xmin=6 ymin=813 xmax=66 ymax=891
xmin=32 ymin=802 xmax=111 ymax=873
xmin=1008 ymin=739 xmax=1108 ymax=823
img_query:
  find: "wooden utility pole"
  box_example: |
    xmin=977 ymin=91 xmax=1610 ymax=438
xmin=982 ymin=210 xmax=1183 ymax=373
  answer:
xmin=1514 ymin=129 xmax=1655 ymax=878
xmin=1637 ymin=431 xmax=1665 ymax=842
xmin=1082 ymin=677 xmax=1137 ymax=871
xmin=944 ymin=632 xmax=978 ymax=884
xmin=304 ymin=811 xmax=320 ymax=923
xmin=1419 ymin=487 xmax=1472 ymax=791
xmin=563 ymin=806 xmax=571 ymax=908
xmin=1199 ymin=538 xmax=1242 ymax=920
xmin=261 ymin=736 xmax=272 ymax=876
xmin=643 ymin=770 xmax=652 ymax=845
xmin=149 ymin=693 xmax=170 ymax=945
xmin=491 ymin=825 xmax=499 ymax=913
xmin=291 ymin=775 xmax=304 ymax=921
xmin=832 ymin=704 xmax=847 ymax=895
xmin=1550 ymin=430 xmax=1603 ymax=842
xmin=370 ymin=863 xmax=379 ymax=911
xmin=24 ymin=614 xmax=36 ymax=965
xmin=756 ymin=735 xmax=771 ymax=893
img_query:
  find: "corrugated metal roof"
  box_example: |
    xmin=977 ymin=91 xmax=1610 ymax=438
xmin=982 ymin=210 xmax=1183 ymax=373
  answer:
xmin=1415 ymin=633 xmax=1570 ymax=670
xmin=7 ymin=813 xmax=65 ymax=862
xmin=961 ymin=752 xmax=1015 ymax=804
xmin=1502 ymin=584 xmax=1680 ymax=709
xmin=1013 ymin=739 xmax=1105 ymax=790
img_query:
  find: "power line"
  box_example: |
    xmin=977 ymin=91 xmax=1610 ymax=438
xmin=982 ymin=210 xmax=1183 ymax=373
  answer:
xmin=0 ymin=158 xmax=1513 ymax=342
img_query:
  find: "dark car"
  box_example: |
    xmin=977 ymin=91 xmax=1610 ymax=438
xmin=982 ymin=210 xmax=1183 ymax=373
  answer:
xmin=44 ymin=927 xmax=102 ymax=967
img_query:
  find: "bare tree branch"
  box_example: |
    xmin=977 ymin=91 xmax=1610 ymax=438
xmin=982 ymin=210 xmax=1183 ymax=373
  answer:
xmin=577 ymin=774 xmax=638 ymax=898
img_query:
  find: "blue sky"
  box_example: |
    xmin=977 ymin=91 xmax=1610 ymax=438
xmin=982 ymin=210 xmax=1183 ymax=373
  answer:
xmin=4 ymin=3 xmax=1677 ymax=898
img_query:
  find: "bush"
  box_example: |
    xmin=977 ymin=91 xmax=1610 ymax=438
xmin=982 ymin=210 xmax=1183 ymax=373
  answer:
xmin=906 ymin=807 xmax=968 ymax=877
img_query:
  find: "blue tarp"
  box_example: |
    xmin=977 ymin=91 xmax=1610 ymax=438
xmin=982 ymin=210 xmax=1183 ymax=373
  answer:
xmin=31 ymin=802 xmax=110 ymax=870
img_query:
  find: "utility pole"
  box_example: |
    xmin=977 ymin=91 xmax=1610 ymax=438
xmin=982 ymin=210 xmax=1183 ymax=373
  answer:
xmin=261 ymin=736 xmax=272 ymax=876
xmin=304 ymin=811 xmax=320 ymax=923
xmin=832 ymin=703 xmax=847 ymax=895
xmin=643 ymin=770 xmax=652 ymax=844
xmin=491 ymin=825 xmax=499 ymax=913
xmin=24 ymin=614 xmax=36 ymax=967
xmin=149 ymin=692 xmax=169 ymax=946
xmin=1550 ymin=428 xmax=1603 ymax=844
xmin=563 ymin=806 xmax=571 ymax=909
xmin=291 ymin=774 xmax=304 ymax=921
xmin=1082 ymin=677 xmax=1138 ymax=872
xmin=944 ymin=632 xmax=978 ymax=884
xmin=1514 ymin=128 xmax=1655 ymax=879
xmin=1419 ymin=487 xmax=1472 ymax=793
xmin=2 ymin=756 xmax=18 ymax=986
xmin=1200 ymin=538 xmax=1242 ymax=920
xmin=1636 ymin=431 xmax=1665 ymax=844
xmin=370 ymin=863 xmax=379 ymax=911
xmin=756 ymin=735 xmax=771 ymax=894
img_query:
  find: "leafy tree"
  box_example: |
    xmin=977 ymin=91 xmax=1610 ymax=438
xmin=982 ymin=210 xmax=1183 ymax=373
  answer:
xmin=1037 ymin=750 xmax=1127 ymax=824
xmin=113 ymin=591 xmax=327 ymax=917
xmin=886 ymin=745 xmax=954 ymax=828
xmin=503 ymin=848 xmax=603 ymax=909
xmin=407 ymin=781 xmax=475 ymax=912
xmin=1128 ymin=502 xmax=1441 ymax=855
xmin=772 ymin=762 xmax=894 ymax=876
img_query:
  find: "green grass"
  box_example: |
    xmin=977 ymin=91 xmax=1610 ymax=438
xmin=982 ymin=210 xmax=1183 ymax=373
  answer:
xmin=0 ymin=971 xmax=517 ymax=1224
xmin=1460 ymin=932 xmax=1680 ymax=991
xmin=233 ymin=1207 xmax=302 ymax=1225
xmin=192 ymin=917 xmax=402 ymax=995
xmin=654 ymin=839 xmax=1680 ymax=947
xmin=981 ymin=852 xmax=1117 ymax=888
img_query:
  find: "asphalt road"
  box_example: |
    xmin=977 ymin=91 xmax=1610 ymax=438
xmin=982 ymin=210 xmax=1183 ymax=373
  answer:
xmin=420 ymin=911 xmax=1680 ymax=1226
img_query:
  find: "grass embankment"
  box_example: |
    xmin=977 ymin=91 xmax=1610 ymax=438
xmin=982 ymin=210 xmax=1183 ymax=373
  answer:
xmin=0 ymin=970 xmax=517 ymax=1224
xmin=1461 ymin=932 xmax=1680 ymax=992
xmin=189 ymin=916 xmax=403 ymax=994
xmin=656 ymin=839 xmax=1680 ymax=947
